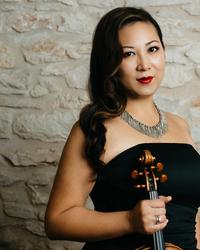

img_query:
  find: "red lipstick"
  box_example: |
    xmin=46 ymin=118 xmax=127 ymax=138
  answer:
xmin=137 ymin=76 xmax=153 ymax=84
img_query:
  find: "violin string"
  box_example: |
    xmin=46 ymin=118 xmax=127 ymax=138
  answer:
xmin=150 ymin=190 xmax=165 ymax=249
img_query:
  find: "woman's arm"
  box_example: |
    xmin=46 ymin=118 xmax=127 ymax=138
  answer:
xmin=44 ymin=122 xmax=131 ymax=241
xmin=196 ymin=211 xmax=200 ymax=249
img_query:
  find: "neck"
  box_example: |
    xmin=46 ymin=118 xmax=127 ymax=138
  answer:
xmin=126 ymin=97 xmax=155 ymax=112
xmin=126 ymin=97 xmax=159 ymax=126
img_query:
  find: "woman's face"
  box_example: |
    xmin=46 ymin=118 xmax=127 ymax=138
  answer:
xmin=118 ymin=21 xmax=165 ymax=99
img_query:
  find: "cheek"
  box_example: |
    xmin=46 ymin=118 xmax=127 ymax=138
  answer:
xmin=153 ymin=56 xmax=165 ymax=71
xmin=118 ymin=61 xmax=136 ymax=78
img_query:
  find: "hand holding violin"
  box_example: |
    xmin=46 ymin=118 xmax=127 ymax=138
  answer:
xmin=128 ymin=196 xmax=172 ymax=235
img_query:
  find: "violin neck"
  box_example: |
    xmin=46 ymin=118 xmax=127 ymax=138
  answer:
xmin=149 ymin=190 xmax=159 ymax=200
xmin=153 ymin=229 xmax=165 ymax=249
xmin=149 ymin=190 xmax=166 ymax=250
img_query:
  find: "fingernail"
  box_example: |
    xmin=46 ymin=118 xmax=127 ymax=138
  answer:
xmin=168 ymin=196 xmax=172 ymax=201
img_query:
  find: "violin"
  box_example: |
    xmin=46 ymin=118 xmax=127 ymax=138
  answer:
xmin=131 ymin=149 xmax=182 ymax=250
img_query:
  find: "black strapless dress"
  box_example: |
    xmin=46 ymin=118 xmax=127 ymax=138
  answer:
xmin=83 ymin=143 xmax=200 ymax=250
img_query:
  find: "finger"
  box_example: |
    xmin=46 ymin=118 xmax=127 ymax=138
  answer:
xmin=149 ymin=199 xmax=166 ymax=208
xmin=154 ymin=219 xmax=168 ymax=231
xmin=150 ymin=196 xmax=172 ymax=207
xmin=149 ymin=219 xmax=168 ymax=234
xmin=152 ymin=207 xmax=166 ymax=216
xmin=152 ymin=214 xmax=167 ymax=224
xmin=159 ymin=195 xmax=172 ymax=204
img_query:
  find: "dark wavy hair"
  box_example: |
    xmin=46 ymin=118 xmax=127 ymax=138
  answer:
xmin=79 ymin=7 xmax=165 ymax=170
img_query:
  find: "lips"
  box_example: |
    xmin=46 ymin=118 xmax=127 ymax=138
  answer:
xmin=137 ymin=76 xmax=154 ymax=84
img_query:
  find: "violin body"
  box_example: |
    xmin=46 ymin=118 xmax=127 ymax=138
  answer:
xmin=136 ymin=242 xmax=182 ymax=250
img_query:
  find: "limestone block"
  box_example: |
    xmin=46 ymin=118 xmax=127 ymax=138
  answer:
xmin=164 ymin=36 xmax=194 ymax=47
xmin=22 ymin=32 xmax=82 ymax=64
xmin=0 ymin=69 xmax=31 ymax=95
xmin=0 ymin=184 xmax=30 ymax=203
xmin=48 ymin=241 xmax=84 ymax=250
xmin=25 ymin=221 xmax=46 ymax=237
xmin=164 ymin=80 xmax=200 ymax=99
xmin=7 ymin=145 xmax=61 ymax=167
xmin=155 ymin=82 xmax=200 ymax=115
xmin=30 ymin=84 xmax=49 ymax=97
xmin=182 ymin=0 xmax=200 ymax=15
xmin=185 ymin=44 xmax=200 ymax=64
xmin=38 ymin=206 xmax=46 ymax=221
xmin=57 ymin=9 xmax=97 ymax=34
xmin=41 ymin=59 xmax=89 ymax=89
xmin=0 ymin=110 xmax=12 ymax=138
xmin=0 ymin=40 xmax=15 ymax=69
xmin=47 ymin=242 xmax=71 ymax=250
xmin=190 ymin=106 xmax=200 ymax=142
xmin=125 ymin=0 xmax=192 ymax=7
xmin=0 ymin=168 xmax=21 ymax=186
xmin=9 ymin=11 xmax=57 ymax=33
xmin=0 ymin=2 xmax=35 ymax=12
xmin=196 ymin=65 xmax=200 ymax=77
xmin=30 ymin=76 xmax=61 ymax=98
xmin=0 ymin=94 xmax=59 ymax=110
xmin=22 ymin=37 xmax=70 ymax=64
xmin=41 ymin=62 xmax=70 ymax=76
xmin=3 ymin=202 xmax=37 ymax=219
xmin=58 ymin=0 xmax=77 ymax=5
xmin=27 ymin=166 xmax=57 ymax=185
xmin=0 ymin=14 xmax=3 ymax=33
xmin=78 ymin=0 xmax=124 ymax=7
xmin=190 ymin=121 xmax=200 ymax=142
xmin=58 ymin=89 xmax=89 ymax=110
xmin=65 ymin=59 xmax=89 ymax=89
xmin=165 ymin=46 xmax=190 ymax=65
xmin=155 ymin=6 xmax=186 ymax=18
xmin=0 ymin=3 xmax=19 ymax=11
xmin=190 ymin=106 xmax=200 ymax=119
xmin=36 ymin=1 xmax=78 ymax=10
xmin=2 ymin=0 xmax=23 ymax=2
xmin=27 ymin=184 xmax=49 ymax=205
xmin=12 ymin=110 xmax=75 ymax=142
xmin=155 ymin=8 xmax=200 ymax=40
xmin=0 ymin=227 xmax=47 ymax=250
xmin=0 ymin=155 xmax=27 ymax=186
xmin=162 ymin=64 xmax=194 ymax=88
xmin=78 ymin=42 xmax=92 ymax=55
xmin=0 ymin=227 xmax=22 ymax=250
xmin=155 ymin=95 xmax=182 ymax=114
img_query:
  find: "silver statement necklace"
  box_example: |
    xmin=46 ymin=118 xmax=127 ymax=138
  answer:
xmin=120 ymin=103 xmax=168 ymax=138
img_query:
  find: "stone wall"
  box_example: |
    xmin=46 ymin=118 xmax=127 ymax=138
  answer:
xmin=0 ymin=0 xmax=199 ymax=250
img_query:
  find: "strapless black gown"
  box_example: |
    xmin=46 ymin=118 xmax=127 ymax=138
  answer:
xmin=83 ymin=143 xmax=200 ymax=250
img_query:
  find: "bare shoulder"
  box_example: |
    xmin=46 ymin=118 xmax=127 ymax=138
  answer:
xmin=61 ymin=121 xmax=95 ymax=178
xmin=67 ymin=120 xmax=85 ymax=143
xmin=165 ymin=112 xmax=195 ymax=145
xmin=166 ymin=112 xmax=190 ymax=132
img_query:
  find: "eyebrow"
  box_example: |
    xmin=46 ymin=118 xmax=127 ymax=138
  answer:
xmin=122 ymin=40 xmax=160 ymax=49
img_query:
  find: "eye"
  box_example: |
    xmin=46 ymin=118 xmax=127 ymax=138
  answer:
xmin=148 ymin=46 xmax=159 ymax=53
xmin=123 ymin=51 xmax=136 ymax=58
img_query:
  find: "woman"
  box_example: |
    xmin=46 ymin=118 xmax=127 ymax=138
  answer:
xmin=45 ymin=7 xmax=200 ymax=250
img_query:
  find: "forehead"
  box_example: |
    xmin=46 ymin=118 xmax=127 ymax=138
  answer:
xmin=119 ymin=21 xmax=160 ymax=45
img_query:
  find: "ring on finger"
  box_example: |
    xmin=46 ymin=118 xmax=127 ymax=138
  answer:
xmin=155 ymin=215 xmax=161 ymax=224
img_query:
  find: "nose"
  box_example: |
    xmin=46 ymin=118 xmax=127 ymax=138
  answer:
xmin=136 ymin=54 xmax=151 ymax=71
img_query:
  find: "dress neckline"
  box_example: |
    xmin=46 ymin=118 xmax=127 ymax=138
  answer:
xmin=104 ymin=142 xmax=196 ymax=167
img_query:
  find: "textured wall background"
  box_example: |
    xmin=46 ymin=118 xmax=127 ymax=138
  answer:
xmin=0 ymin=0 xmax=199 ymax=250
